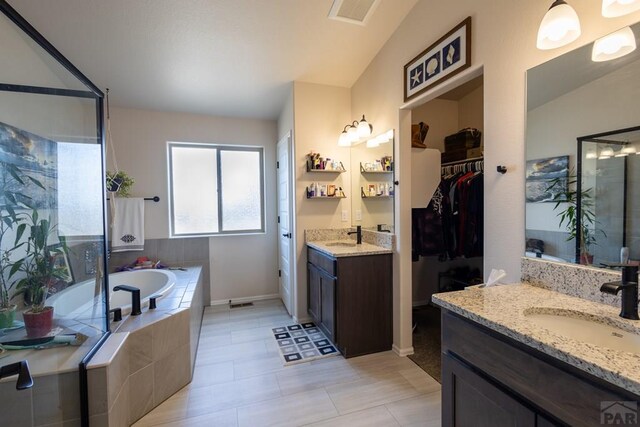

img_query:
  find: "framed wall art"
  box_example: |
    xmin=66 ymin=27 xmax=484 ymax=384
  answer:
xmin=404 ymin=17 xmax=472 ymax=102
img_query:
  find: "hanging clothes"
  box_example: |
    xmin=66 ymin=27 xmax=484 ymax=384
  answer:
xmin=412 ymin=159 xmax=484 ymax=261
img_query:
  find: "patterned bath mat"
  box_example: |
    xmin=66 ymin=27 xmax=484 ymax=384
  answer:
xmin=272 ymin=322 xmax=339 ymax=365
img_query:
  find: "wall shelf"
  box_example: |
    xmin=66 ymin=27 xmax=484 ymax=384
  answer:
xmin=306 ymin=163 xmax=346 ymax=173
xmin=306 ymin=187 xmax=346 ymax=199
xmin=360 ymin=163 xmax=392 ymax=174
xmin=361 ymin=188 xmax=393 ymax=199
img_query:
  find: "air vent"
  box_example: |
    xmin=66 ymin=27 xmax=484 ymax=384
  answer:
xmin=230 ymin=302 xmax=254 ymax=309
xmin=328 ymin=0 xmax=380 ymax=25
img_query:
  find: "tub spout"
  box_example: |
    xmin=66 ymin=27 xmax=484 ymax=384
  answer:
xmin=113 ymin=285 xmax=142 ymax=316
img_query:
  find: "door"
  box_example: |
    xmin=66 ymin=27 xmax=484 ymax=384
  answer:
xmin=277 ymin=132 xmax=294 ymax=315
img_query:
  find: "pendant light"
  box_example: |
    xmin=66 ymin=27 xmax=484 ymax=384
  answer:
xmin=537 ymin=0 xmax=582 ymax=50
xmin=602 ymin=0 xmax=640 ymax=17
xmin=592 ymin=26 xmax=637 ymax=62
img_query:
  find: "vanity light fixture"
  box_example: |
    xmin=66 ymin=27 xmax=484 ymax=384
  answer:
xmin=338 ymin=115 xmax=374 ymax=146
xmin=585 ymin=150 xmax=598 ymax=159
xmin=602 ymin=0 xmax=640 ymax=17
xmin=365 ymin=129 xmax=394 ymax=149
xmin=599 ymin=147 xmax=615 ymax=159
xmin=622 ymin=145 xmax=637 ymax=155
xmin=537 ymin=0 xmax=582 ymax=50
xmin=592 ymin=26 xmax=637 ymax=62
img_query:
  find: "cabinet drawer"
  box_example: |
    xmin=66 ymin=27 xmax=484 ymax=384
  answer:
xmin=308 ymin=247 xmax=336 ymax=276
xmin=442 ymin=311 xmax=638 ymax=427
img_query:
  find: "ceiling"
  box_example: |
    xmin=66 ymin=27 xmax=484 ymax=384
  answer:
xmin=9 ymin=0 xmax=418 ymax=119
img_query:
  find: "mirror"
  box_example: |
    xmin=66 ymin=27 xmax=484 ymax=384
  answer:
xmin=350 ymin=130 xmax=395 ymax=231
xmin=525 ymin=21 xmax=640 ymax=268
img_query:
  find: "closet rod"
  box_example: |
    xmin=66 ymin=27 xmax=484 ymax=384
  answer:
xmin=441 ymin=156 xmax=484 ymax=167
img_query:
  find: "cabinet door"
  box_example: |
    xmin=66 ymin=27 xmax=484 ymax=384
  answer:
xmin=307 ymin=263 xmax=321 ymax=324
xmin=319 ymin=270 xmax=336 ymax=342
xmin=442 ymin=354 xmax=536 ymax=427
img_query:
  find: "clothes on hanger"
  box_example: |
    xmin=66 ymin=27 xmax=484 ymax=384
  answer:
xmin=412 ymin=159 xmax=484 ymax=261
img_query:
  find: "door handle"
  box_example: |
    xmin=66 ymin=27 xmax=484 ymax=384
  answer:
xmin=282 ymin=233 xmax=292 ymax=239
xmin=0 ymin=360 xmax=33 ymax=390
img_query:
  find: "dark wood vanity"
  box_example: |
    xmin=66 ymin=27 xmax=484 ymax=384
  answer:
xmin=441 ymin=309 xmax=640 ymax=427
xmin=307 ymin=246 xmax=392 ymax=358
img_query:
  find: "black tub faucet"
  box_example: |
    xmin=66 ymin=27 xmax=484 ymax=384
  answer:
xmin=601 ymin=265 xmax=639 ymax=320
xmin=377 ymin=224 xmax=391 ymax=233
xmin=348 ymin=225 xmax=362 ymax=244
xmin=0 ymin=360 xmax=33 ymax=390
xmin=113 ymin=285 xmax=142 ymax=316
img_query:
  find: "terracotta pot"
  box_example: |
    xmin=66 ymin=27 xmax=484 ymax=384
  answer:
xmin=23 ymin=306 xmax=54 ymax=338
xmin=0 ymin=305 xmax=17 ymax=329
xmin=580 ymin=253 xmax=594 ymax=265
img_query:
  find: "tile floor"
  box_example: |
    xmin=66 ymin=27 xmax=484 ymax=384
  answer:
xmin=134 ymin=299 xmax=442 ymax=426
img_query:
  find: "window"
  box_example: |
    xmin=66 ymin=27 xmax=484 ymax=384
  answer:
xmin=168 ymin=143 xmax=265 ymax=236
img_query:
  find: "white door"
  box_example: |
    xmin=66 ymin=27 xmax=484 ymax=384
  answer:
xmin=277 ymin=132 xmax=294 ymax=315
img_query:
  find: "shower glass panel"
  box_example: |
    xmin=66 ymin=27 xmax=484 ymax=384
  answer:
xmin=0 ymin=2 xmax=108 ymax=426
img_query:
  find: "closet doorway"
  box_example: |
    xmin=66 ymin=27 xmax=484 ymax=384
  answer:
xmin=409 ymin=75 xmax=484 ymax=382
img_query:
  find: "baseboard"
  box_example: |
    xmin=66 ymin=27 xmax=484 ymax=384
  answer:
xmin=392 ymin=344 xmax=415 ymax=357
xmin=210 ymin=293 xmax=280 ymax=306
xmin=294 ymin=315 xmax=312 ymax=324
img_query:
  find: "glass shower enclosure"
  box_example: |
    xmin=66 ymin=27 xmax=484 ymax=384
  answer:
xmin=0 ymin=1 xmax=110 ymax=426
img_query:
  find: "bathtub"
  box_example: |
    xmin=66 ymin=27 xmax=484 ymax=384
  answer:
xmin=49 ymin=269 xmax=177 ymax=318
xmin=525 ymin=251 xmax=567 ymax=263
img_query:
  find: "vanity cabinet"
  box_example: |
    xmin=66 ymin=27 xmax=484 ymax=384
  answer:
xmin=307 ymin=246 xmax=392 ymax=358
xmin=441 ymin=310 xmax=640 ymax=427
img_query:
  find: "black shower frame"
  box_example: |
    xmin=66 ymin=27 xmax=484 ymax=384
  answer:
xmin=576 ymin=125 xmax=640 ymax=264
xmin=0 ymin=2 xmax=111 ymax=426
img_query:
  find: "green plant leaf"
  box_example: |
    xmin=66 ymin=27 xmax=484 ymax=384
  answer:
xmin=26 ymin=175 xmax=46 ymax=190
xmin=14 ymin=223 xmax=26 ymax=245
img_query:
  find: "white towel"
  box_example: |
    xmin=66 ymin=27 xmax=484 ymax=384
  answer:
xmin=111 ymin=198 xmax=145 ymax=252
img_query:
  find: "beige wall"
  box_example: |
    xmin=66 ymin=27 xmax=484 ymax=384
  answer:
xmin=108 ymin=107 xmax=279 ymax=303
xmin=292 ymin=81 xmax=351 ymax=321
xmin=350 ymin=0 xmax=640 ymax=353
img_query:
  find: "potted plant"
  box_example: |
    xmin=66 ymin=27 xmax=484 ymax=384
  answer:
xmin=0 ymin=161 xmax=37 ymax=329
xmin=548 ymin=172 xmax=604 ymax=265
xmin=14 ymin=210 xmax=67 ymax=337
xmin=106 ymin=170 xmax=134 ymax=197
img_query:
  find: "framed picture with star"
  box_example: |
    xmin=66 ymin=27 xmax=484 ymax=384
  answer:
xmin=404 ymin=17 xmax=471 ymax=102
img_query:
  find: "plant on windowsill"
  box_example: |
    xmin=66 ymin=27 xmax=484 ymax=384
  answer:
xmin=106 ymin=170 xmax=134 ymax=197
xmin=547 ymin=171 xmax=605 ymax=265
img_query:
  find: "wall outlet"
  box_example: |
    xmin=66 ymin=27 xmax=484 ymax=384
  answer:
xmin=341 ymin=210 xmax=348 ymax=222
xmin=355 ymin=210 xmax=362 ymax=221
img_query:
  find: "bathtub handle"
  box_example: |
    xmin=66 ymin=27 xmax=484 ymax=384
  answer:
xmin=109 ymin=307 xmax=122 ymax=322
xmin=149 ymin=294 xmax=162 ymax=310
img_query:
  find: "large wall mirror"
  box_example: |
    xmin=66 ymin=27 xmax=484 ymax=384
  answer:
xmin=525 ymin=21 xmax=640 ymax=269
xmin=350 ymin=130 xmax=395 ymax=231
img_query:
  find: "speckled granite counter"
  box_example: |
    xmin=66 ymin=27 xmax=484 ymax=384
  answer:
xmin=432 ymin=283 xmax=640 ymax=396
xmin=305 ymin=228 xmax=394 ymax=257
xmin=307 ymin=240 xmax=393 ymax=257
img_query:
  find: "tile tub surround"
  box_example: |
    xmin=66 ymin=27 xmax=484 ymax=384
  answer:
xmin=305 ymin=228 xmax=394 ymax=257
xmin=87 ymin=266 xmax=204 ymax=426
xmin=432 ymin=283 xmax=640 ymax=396
xmin=521 ymin=257 xmax=622 ymax=308
xmin=108 ymin=237 xmax=211 ymax=304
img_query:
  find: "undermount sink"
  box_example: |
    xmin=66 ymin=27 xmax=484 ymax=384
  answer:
xmin=325 ymin=241 xmax=357 ymax=247
xmin=524 ymin=308 xmax=640 ymax=354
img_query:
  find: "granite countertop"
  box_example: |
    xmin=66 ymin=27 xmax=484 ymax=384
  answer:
xmin=432 ymin=283 xmax=640 ymax=396
xmin=306 ymin=240 xmax=393 ymax=258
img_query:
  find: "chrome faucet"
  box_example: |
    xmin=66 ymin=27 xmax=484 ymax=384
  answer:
xmin=600 ymin=265 xmax=639 ymax=320
xmin=347 ymin=225 xmax=362 ymax=244
xmin=113 ymin=285 xmax=142 ymax=316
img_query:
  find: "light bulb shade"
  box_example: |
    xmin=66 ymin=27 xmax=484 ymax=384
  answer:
xmin=537 ymin=0 xmax=582 ymax=50
xmin=622 ymin=145 xmax=637 ymax=154
xmin=602 ymin=0 xmax=640 ymax=17
xmin=357 ymin=115 xmax=372 ymax=138
xmin=338 ymin=131 xmax=351 ymax=147
xmin=366 ymin=139 xmax=380 ymax=148
xmin=585 ymin=150 xmax=598 ymax=159
xmin=592 ymin=26 xmax=636 ymax=62
xmin=347 ymin=125 xmax=358 ymax=142
xmin=600 ymin=147 xmax=615 ymax=157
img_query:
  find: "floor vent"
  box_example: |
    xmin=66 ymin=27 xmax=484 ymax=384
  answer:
xmin=328 ymin=0 xmax=380 ymax=25
xmin=230 ymin=302 xmax=254 ymax=309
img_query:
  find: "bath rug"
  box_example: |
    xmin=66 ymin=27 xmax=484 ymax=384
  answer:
xmin=272 ymin=322 xmax=339 ymax=366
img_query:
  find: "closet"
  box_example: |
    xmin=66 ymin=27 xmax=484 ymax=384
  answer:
xmin=408 ymin=75 xmax=484 ymax=382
